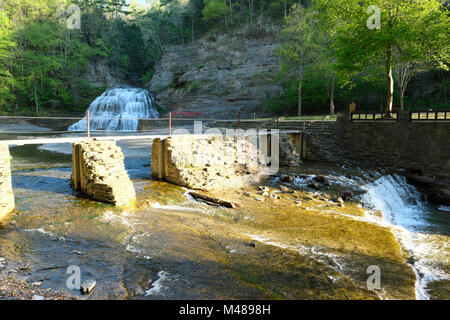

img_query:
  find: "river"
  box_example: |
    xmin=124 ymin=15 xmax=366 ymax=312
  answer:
xmin=0 ymin=130 xmax=448 ymax=300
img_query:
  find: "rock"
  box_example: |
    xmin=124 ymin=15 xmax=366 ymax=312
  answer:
xmin=280 ymin=174 xmax=295 ymax=183
xmin=270 ymin=193 xmax=281 ymax=199
xmin=340 ymin=190 xmax=354 ymax=201
xmin=258 ymin=186 xmax=270 ymax=192
xmin=32 ymin=295 xmax=45 ymax=300
xmin=31 ymin=282 xmax=43 ymax=287
xmin=134 ymin=286 xmax=145 ymax=296
xmin=308 ymin=182 xmax=320 ymax=190
xmin=406 ymin=174 xmax=450 ymax=206
xmin=294 ymin=200 xmax=302 ymax=205
xmin=80 ymin=279 xmax=96 ymax=295
xmin=336 ymin=197 xmax=345 ymax=207
xmin=312 ymin=175 xmax=328 ymax=184
xmin=280 ymin=186 xmax=289 ymax=192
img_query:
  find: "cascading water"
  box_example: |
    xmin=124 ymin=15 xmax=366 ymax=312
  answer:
xmin=361 ymin=174 xmax=450 ymax=300
xmin=69 ymin=88 xmax=159 ymax=131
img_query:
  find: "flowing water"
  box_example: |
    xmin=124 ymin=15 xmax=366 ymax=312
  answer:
xmin=0 ymin=142 xmax=449 ymax=300
xmin=68 ymin=88 xmax=159 ymax=131
xmin=361 ymin=175 xmax=450 ymax=300
xmin=0 ymin=97 xmax=449 ymax=300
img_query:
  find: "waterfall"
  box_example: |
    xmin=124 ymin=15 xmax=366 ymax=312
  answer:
xmin=69 ymin=88 xmax=159 ymax=131
xmin=361 ymin=175 xmax=450 ymax=300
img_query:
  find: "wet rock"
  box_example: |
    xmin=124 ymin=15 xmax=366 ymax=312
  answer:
xmin=258 ymin=191 xmax=270 ymax=197
xmin=308 ymin=182 xmax=320 ymax=190
xmin=80 ymin=279 xmax=96 ymax=295
xmin=406 ymin=174 xmax=450 ymax=206
xmin=280 ymin=174 xmax=295 ymax=183
xmin=336 ymin=197 xmax=345 ymax=207
xmin=312 ymin=175 xmax=328 ymax=184
xmin=340 ymin=190 xmax=354 ymax=201
xmin=134 ymin=286 xmax=145 ymax=296
xmin=32 ymin=295 xmax=45 ymax=300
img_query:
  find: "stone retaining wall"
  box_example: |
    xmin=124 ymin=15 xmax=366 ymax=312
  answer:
xmin=0 ymin=144 xmax=14 ymax=220
xmin=303 ymin=112 xmax=450 ymax=175
xmin=71 ymin=140 xmax=136 ymax=207
xmin=151 ymin=135 xmax=269 ymax=190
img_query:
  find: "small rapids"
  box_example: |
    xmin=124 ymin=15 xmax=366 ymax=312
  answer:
xmin=69 ymin=88 xmax=159 ymax=131
xmin=361 ymin=175 xmax=449 ymax=300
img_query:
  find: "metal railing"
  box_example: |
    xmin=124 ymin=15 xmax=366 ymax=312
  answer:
xmin=409 ymin=110 xmax=450 ymax=121
xmin=351 ymin=112 xmax=398 ymax=122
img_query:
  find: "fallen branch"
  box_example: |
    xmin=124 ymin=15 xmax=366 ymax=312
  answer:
xmin=188 ymin=191 xmax=241 ymax=209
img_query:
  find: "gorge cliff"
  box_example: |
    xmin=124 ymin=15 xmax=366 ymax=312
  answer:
xmin=149 ymin=29 xmax=282 ymax=118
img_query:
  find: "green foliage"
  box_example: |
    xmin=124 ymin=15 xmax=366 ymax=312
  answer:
xmin=313 ymin=0 xmax=450 ymax=111
xmin=202 ymin=0 xmax=228 ymax=24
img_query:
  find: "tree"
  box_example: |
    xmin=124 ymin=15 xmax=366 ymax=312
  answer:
xmin=314 ymin=0 xmax=450 ymax=113
xmin=394 ymin=61 xmax=428 ymax=111
xmin=278 ymin=5 xmax=318 ymax=116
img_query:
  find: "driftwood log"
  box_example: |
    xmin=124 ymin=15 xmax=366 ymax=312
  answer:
xmin=188 ymin=191 xmax=241 ymax=209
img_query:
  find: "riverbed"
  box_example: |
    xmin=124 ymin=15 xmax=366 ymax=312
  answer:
xmin=0 ymin=130 xmax=448 ymax=300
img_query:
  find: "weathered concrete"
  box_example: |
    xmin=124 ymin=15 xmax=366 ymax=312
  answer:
xmin=151 ymin=135 xmax=269 ymax=190
xmin=0 ymin=144 xmax=14 ymax=220
xmin=71 ymin=140 xmax=136 ymax=207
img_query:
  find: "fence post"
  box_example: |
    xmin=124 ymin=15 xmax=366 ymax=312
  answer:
xmin=237 ymin=112 xmax=241 ymax=129
xmin=87 ymin=110 xmax=90 ymax=139
xmin=303 ymin=115 xmax=306 ymax=131
xmin=169 ymin=112 xmax=172 ymax=136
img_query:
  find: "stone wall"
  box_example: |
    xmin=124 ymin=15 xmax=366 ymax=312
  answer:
xmin=0 ymin=144 xmax=14 ymax=220
xmin=71 ymin=140 xmax=136 ymax=207
xmin=303 ymin=112 xmax=450 ymax=175
xmin=151 ymin=135 xmax=268 ymax=190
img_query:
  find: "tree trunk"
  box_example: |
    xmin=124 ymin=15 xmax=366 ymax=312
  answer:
xmin=34 ymin=75 xmax=39 ymax=114
xmin=386 ymin=45 xmax=394 ymax=113
xmin=298 ymin=80 xmax=303 ymax=116
xmin=330 ymin=73 xmax=335 ymax=115
xmin=400 ymin=91 xmax=404 ymax=111
xmin=229 ymin=0 xmax=233 ymax=26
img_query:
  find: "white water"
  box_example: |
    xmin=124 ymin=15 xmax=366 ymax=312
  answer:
xmin=69 ymin=88 xmax=159 ymax=131
xmin=361 ymin=175 xmax=450 ymax=300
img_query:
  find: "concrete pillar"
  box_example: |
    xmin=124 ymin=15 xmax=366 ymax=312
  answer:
xmin=0 ymin=144 xmax=14 ymax=220
xmin=71 ymin=140 xmax=136 ymax=207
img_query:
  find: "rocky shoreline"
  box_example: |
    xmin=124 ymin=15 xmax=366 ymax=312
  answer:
xmin=0 ymin=257 xmax=80 ymax=300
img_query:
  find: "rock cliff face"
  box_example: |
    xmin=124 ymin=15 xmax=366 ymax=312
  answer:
xmin=149 ymin=30 xmax=282 ymax=118
xmin=85 ymin=59 xmax=121 ymax=89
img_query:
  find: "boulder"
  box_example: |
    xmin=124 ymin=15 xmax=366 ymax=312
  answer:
xmin=340 ymin=190 xmax=354 ymax=201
